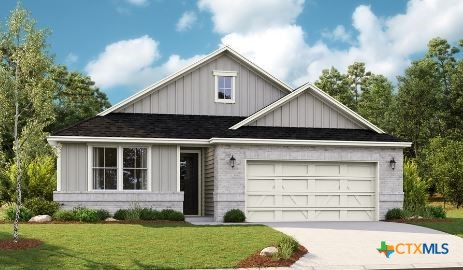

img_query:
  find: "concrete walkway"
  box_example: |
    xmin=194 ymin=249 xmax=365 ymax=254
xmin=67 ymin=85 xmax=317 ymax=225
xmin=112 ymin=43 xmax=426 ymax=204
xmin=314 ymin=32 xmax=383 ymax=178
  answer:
xmin=265 ymin=221 xmax=463 ymax=270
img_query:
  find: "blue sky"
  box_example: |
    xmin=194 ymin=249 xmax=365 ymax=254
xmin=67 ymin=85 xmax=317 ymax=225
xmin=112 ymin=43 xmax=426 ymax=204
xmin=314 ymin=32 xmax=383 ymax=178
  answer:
xmin=1 ymin=0 xmax=462 ymax=104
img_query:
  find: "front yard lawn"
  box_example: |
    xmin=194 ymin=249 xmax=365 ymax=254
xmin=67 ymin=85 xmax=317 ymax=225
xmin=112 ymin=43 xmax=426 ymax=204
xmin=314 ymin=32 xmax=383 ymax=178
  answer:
xmin=407 ymin=203 xmax=463 ymax=238
xmin=0 ymin=223 xmax=285 ymax=269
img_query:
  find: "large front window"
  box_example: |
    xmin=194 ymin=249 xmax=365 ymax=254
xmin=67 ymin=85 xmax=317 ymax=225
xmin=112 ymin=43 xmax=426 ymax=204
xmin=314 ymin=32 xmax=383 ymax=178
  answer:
xmin=91 ymin=146 xmax=149 ymax=191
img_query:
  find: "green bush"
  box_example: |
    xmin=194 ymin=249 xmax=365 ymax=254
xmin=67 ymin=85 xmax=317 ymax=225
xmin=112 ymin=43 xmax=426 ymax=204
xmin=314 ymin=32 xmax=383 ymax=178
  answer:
xmin=53 ymin=209 xmax=76 ymax=221
xmin=277 ymin=235 xmax=299 ymax=259
xmin=403 ymin=159 xmax=428 ymax=212
xmin=385 ymin=208 xmax=405 ymax=220
xmin=5 ymin=206 xmax=33 ymax=221
xmin=125 ymin=208 xmax=142 ymax=220
xmin=24 ymin=197 xmax=60 ymax=216
xmin=223 ymin=209 xmax=245 ymax=223
xmin=74 ymin=207 xmax=100 ymax=222
xmin=428 ymin=206 xmax=446 ymax=219
xmin=113 ymin=209 xmax=128 ymax=220
xmin=95 ymin=209 xmax=110 ymax=220
xmin=160 ymin=209 xmax=184 ymax=221
xmin=140 ymin=208 xmax=161 ymax=220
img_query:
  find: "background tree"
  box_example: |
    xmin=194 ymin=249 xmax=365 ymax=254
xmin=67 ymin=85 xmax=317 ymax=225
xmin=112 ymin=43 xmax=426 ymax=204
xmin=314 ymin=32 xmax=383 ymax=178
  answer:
xmin=347 ymin=62 xmax=371 ymax=104
xmin=0 ymin=5 xmax=55 ymax=242
xmin=314 ymin=67 xmax=355 ymax=109
xmin=49 ymin=65 xmax=110 ymax=132
xmin=357 ymin=74 xmax=395 ymax=133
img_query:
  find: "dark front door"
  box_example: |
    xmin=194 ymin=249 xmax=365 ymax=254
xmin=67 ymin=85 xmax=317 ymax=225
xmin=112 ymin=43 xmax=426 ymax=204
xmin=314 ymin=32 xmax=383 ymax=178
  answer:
xmin=180 ymin=153 xmax=199 ymax=215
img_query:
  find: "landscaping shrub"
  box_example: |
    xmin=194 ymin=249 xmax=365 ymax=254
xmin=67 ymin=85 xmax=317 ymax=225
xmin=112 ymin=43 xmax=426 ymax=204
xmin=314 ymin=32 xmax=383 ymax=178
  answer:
xmin=428 ymin=206 xmax=446 ymax=219
xmin=140 ymin=208 xmax=161 ymax=220
xmin=160 ymin=209 xmax=185 ymax=221
xmin=24 ymin=197 xmax=60 ymax=216
xmin=403 ymin=159 xmax=428 ymax=212
xmin=223 ymin=209 xmax=245 ymax=223
xmin=385 ymin=208 xmax=405 ymax=220
xmin=113 ymin=209 xmax=128 ymax=220
xmin=95 ymin=209 xmax=110 ymax=220
xmin=74 ymin=207 xmax=100 ymax=222
xmin=52 ymin=209 xmax=76 ymax=221
xmin=125 ymin=208 xmax=142 ymax=220
xmin=5 ymin=206 xmax=33 ymax=221
xmin=277 ymin=235 xmax=299 ymax=259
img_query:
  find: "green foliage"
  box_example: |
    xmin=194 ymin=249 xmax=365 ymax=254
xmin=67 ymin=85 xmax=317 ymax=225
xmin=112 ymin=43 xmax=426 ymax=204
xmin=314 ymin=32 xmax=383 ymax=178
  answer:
xmin=74 ymin=207 xmax=100 ymax=222
xmin=95 ymin=209 xmax=110 ymax=221
xmin=5 ymin=206 xmax=33 ymax=221
xmin=385 ymin=208 xmax=405 ymax=220
xmin=113 ymin=209 xmax=129 ymax=220
xmin=49 ymin=65 xmax=111 ymax=132
xmin=160 ymin=209 xmax=185 ymax=221
xmin=347 ymin=62 xmax=371 ymax=104
xmin=140 ymin=208 xmax=161 ymax=220
xmin=276 ymin=235 xmax=299 ymax=259
xmin=421 ymin=137 xmax=463 ymax=207
xmin=223 ymin=209 xmax=246 ymax=223
xmin=314 ymin=67 xmax=356 ymax=109
xmin=403 ymin=159 xmax=428 ymax=212
xmin=24 ymin=197 xmax=59 ymax=216
xmin=52 ymin=210 xmax=76 ymax=221
xmin=428 ymin=206 xmax=447 ymax=219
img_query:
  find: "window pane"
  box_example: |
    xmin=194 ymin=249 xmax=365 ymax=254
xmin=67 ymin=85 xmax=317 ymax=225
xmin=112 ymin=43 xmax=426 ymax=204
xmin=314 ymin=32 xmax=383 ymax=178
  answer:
xmin=224 ymin=88 xmax=232 ymax=99
xmin=135 ymin=148 xmax=147 ymax=168
xmin=105 ymin=169 xmax=117 ymax=189
xmin=217 ymin=88 xmax=225 ymax=99
xmin=123 ymin=148 xmax=135 ymax=168
xmin=93 ymin=148 xmax=104 ymax=167
xmin=93 ymin=168 xmax=105 ymax=189
xmin=123 ymin=169 xmax=147 ymax=190
xmin=105 ymin=148 xmax=117 ymax=167
xmin=223 ymin=76 xmax=232 ymax=88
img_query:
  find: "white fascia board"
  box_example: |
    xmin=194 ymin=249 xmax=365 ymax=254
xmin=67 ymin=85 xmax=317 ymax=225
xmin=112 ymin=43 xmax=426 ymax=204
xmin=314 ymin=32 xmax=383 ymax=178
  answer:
xmin=209 ymin=138 xmax=412 ymax=148
xmin=47 ymin=136 xmax=210 ymax=145
xmin=98 ymin=45 xmax=292 ymax=116
xmin=230 ymin=82 xmax=385 ymax=133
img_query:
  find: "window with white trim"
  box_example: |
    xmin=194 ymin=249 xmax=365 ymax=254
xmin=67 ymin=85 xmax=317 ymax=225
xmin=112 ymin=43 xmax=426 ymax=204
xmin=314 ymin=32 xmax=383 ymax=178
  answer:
xmin=92 ymin=147 xmax=118 ymax=190
xmin=90 ymin=146 xmax=149 ymax=191
xmin=213 ymin=70 xmax=237 ymax=103
xmin=123 ymin=148 xmax=148 ymax=190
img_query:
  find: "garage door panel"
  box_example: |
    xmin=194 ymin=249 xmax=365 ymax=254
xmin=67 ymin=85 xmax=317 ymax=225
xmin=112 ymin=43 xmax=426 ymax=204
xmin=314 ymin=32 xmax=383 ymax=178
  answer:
xmin=247 ymin=179 xmax=275 ymax=192
xmin=246 ymin=161 xmax=377 ymax=222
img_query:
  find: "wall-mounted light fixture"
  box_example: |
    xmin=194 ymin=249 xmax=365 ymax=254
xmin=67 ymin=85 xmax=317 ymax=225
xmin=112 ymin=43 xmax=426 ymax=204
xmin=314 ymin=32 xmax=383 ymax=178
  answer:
xmin=389 ymin=158 xmax=396 ymax=170
xmin=229 ymin=155 xmax=236 ymax=168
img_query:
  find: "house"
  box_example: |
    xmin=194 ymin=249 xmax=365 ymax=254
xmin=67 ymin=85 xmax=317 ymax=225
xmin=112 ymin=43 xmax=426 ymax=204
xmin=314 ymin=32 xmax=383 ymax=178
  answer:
xmin=47 ymin=46 xmax=411 ymax=222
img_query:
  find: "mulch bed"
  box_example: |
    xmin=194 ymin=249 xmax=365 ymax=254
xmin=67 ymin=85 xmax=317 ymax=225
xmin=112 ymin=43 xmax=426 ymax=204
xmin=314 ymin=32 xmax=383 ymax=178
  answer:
xmin=235 ymin=245 xmax=308 ymax=268
xmin=0 ymin=238 xmax=43 ymax=250
xmin=0 ymin=220 xmax=188 ymax=225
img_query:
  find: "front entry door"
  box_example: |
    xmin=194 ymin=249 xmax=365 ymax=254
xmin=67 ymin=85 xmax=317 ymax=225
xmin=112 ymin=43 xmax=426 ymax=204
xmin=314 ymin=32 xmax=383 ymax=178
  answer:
xmin=180 ymin=153 xmax=199 ymax=215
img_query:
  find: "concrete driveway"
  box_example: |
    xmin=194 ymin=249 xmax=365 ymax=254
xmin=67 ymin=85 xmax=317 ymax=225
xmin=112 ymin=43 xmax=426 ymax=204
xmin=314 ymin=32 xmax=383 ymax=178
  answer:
xmin=265 ymin=222 xmax=463 ymax=270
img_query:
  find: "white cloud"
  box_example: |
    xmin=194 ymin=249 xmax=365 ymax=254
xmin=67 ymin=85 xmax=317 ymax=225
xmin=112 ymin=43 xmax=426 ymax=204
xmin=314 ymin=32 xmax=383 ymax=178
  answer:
xmin=198 ymin=0 xmax=304 ymax=34
xmin=207 ymin=0 xmax=463 ymax=85
xmin=65 ymin=53 xmax=78 ymax=64
xmin=176 ymin=11 xmax=197 ymax=32
xmin=86 ymin=35 xmax=204 ymax=90
xmin=126 ymin=0 xmax=148 ymax=6
xmin=321 ymin=25 xmax=353 ymax=43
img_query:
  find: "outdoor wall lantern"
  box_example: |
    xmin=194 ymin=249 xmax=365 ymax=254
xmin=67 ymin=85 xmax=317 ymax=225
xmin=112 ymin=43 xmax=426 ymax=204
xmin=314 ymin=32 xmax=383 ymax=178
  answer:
xmin=229 ymin=155 xmax=236 ymax=168
xmin=389 ymin=158 xmax=396 ymax=170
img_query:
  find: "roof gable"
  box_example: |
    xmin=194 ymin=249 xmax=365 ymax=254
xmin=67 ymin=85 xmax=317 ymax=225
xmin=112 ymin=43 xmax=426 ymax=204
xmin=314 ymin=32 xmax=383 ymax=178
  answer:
xmin=99 ymin=46 xmax=292 ymax=116
xmin=230 ymin=83 xmax=385 ymax=133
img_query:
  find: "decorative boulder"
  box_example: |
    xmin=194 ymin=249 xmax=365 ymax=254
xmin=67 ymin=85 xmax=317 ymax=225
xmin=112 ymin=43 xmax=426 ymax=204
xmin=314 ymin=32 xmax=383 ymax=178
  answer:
xmin=260 ymin=246 xmax=278 ymax=257
xmin=28 ymin=215 xmax=52 ymax=223
xmin=105 ymin=217 xmax=118 ymax=222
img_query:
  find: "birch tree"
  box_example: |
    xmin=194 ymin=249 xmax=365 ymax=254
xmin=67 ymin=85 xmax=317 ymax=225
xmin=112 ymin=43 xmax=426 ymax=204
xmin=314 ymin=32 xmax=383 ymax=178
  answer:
xmin=0 ymin=5 xmax=55 ymax=242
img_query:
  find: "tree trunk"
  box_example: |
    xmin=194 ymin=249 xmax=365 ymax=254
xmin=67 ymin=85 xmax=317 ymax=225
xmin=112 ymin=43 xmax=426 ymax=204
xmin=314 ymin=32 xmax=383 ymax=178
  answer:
xmin=12 ymin=46 xmax=21 ymax=242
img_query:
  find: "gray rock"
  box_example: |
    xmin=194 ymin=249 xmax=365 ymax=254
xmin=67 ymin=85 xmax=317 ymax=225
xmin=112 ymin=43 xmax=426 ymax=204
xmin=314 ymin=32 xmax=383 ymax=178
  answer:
xmin=105 ymin=217 xmax=118 ymax=222
xmin=29 ymin=215 xmax=52 ymax=223
xmin=260 ymin=246 xmax=278 ymax=257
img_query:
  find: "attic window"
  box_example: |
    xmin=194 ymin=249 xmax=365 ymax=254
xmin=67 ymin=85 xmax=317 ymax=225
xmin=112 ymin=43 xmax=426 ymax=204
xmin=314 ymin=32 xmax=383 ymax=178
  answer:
xmin=213 ymin=70 xmax=237 ymax=103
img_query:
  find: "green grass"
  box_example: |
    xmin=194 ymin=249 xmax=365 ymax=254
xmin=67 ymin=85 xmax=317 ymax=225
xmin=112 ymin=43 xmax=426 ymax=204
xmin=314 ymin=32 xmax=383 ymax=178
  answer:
xmin=0 ymin=223 xmax=284 ymax=269
xmin=407 ymin=202 xmax=463 ymax=238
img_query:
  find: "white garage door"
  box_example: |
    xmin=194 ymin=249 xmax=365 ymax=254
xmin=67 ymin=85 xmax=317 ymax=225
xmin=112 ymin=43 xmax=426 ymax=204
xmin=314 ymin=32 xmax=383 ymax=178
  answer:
xmin=246 ymin=161 xmax=377 ymax=222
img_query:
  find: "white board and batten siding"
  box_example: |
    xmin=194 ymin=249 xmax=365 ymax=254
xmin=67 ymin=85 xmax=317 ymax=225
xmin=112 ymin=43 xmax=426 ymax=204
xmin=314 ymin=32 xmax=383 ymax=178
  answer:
xmin=246 ymin=161 xmax=377 ymax=222
xmin=115 ymin=53 xmax=286 ymax=116
xmin=247 ymin=92 xmax=364 ymax=129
